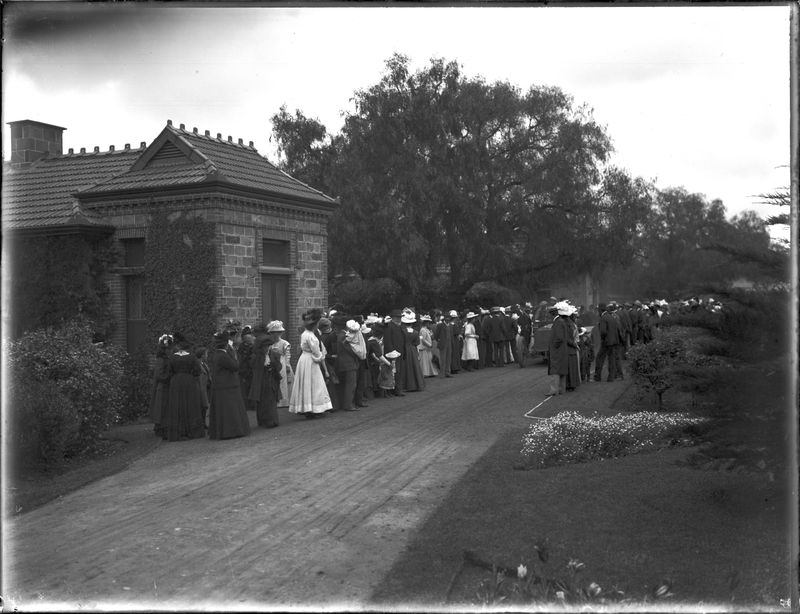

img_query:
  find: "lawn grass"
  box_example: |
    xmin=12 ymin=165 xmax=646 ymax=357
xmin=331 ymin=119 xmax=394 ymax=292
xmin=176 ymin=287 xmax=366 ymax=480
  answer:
xmin=370 ymin=357 xmax=794 ymax=611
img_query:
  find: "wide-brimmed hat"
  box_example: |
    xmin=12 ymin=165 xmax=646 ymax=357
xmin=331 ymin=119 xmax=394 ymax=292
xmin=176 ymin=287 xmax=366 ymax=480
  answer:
xmin=366 ymin=314 xmax=382 ymax=325
xmin=448 ymin=310 xmax=458 ymax=318
xmin=554 ymin=301 xmax=573 ymax=316
xmin=385 ymin=350 xmax=401 ymax=360
xmin=266 ymin=320 xmax=285 ymax=333
xmin=317 ymin=317 xmax=332 ymax=332
xmin=465 ymin=311 xmax=478 ymax=319
xmin=420 ymin=314 xmax=432 ymax=322
xmin=346 ymin=319 xmax=361 ymax=333
xmin=401 ymin=312 xmax=416 ymax=324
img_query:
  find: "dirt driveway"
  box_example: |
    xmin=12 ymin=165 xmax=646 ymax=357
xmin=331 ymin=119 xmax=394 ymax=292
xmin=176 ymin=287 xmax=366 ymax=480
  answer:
xmin=3 ymin=364 xmax=624 ymax=611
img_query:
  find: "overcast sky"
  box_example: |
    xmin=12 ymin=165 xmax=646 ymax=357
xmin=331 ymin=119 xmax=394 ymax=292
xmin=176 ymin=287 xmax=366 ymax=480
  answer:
xmin=2 ymin=3 xmax=791 ymax=231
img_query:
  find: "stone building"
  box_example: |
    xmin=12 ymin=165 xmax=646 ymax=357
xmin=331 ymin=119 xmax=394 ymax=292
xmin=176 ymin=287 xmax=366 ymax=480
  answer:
xmin=3 ymin=119 xmax=337 ymax=355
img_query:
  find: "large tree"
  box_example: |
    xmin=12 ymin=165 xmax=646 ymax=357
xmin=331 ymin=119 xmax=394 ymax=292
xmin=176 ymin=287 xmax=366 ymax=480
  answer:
xmin=272 ymin=54 xmax=627 ymax=302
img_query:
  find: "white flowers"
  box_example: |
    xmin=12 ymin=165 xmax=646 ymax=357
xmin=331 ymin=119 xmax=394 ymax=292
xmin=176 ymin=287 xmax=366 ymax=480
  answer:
xmin=517 ymin=564 xmax=528 ymax=579
xmin=521 ymin=410 xmax=707 ymax=467
xmin=567 ymin=558 xmax=585 ymax=572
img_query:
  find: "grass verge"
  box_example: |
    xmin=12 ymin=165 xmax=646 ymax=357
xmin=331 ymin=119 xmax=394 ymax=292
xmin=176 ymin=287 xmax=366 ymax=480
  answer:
xmin=370 ymin=359 xmax=793 ymax=610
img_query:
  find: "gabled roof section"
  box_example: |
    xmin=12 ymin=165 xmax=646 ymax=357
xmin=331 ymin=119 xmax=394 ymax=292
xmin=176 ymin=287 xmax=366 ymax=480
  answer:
xmin=81 ymin=121 xmax=337 ymax=207
xmin=2 ymin=147 xmax=143 ymax=232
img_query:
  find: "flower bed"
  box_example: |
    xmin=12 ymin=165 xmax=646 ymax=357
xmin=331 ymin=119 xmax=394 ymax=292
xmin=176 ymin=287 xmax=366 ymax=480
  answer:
xmin=521 ymin=410 xmax=706 ymax=468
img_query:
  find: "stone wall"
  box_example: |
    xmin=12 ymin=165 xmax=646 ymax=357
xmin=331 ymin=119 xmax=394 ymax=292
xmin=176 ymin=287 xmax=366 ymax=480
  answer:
xmin=93 ymin=193 xmax=330 ymax=358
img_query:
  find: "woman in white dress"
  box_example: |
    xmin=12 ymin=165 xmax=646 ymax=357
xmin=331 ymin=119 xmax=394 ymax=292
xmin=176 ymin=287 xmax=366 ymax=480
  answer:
xmin=418 ymin=314 xmax=438 ymax=377
xmin=288 ymin=310 xmax=333 ymax=418
xmin=267 ymin=320 xmax=293 ymax=408
xmin=461 ymin=312 xmax=480 ymax=371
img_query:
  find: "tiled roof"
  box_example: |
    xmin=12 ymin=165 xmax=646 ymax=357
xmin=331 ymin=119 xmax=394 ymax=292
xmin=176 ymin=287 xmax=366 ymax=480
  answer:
xmin=81 ymin=124 xmax=337 ymax=207
xmin=2 ymin=148 xmax=144 ymax=231
xmin=3 ymin=121 xmax=337 ymax=232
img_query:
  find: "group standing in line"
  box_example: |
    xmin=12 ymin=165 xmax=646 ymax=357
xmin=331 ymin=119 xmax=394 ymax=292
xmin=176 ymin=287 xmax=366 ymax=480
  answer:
xmin=148 ymin=295 xmax=697 ymax=438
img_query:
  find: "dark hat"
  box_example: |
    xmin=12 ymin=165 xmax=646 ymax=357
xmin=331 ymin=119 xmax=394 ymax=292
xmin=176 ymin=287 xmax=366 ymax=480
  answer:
xmin=213 ymin=331 xmax=229 ymax=347
xmin=318 ymin=317 xmax=332 ymax=333
xmin=302 ymin=308 xmax=323 ymax=323
xmin=389 ymin=309 xmax=403 ymax=318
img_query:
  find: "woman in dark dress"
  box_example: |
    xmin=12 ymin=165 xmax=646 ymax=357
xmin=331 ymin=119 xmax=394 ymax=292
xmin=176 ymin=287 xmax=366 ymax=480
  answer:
xmin=400 ymin=311 xmax=425 ymax=392
xmin=163 ymin=333 xmax=206 ymax=442
xmin=149 ymin=334 xmax=173 ymax=437
xmin=248 ymin=324 xmax=283 ymax=428
xmin=209 ymin=332 xmax=251 ymax=440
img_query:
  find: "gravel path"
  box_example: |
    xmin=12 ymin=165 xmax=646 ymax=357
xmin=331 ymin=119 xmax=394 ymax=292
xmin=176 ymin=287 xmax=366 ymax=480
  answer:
xmin=3 ymin=363 xmax=627 ymax=611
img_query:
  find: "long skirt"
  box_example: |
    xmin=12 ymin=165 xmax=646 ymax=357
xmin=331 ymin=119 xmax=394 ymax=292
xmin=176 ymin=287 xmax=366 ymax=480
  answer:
xmin=253 ymin=378 xmax=280 ymax=428
xmin=209 ymin=385 xmax=251 ymax=439
xmin=566 ymin=352 xmax=581 ymax=390
xmin=419 ymin=347 xmax=438 ymax=377
xmin=289 ymin=352 xmax=332 ymax=414
xmin=163 ymin=373 xmax=206 ymax=442
xmin=401 ymin=342 xmax=425 ymax=391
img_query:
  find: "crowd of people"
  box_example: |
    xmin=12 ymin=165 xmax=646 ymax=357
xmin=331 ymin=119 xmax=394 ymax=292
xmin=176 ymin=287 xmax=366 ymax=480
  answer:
xmin=147 ymin=295 xmax=715 ymax=440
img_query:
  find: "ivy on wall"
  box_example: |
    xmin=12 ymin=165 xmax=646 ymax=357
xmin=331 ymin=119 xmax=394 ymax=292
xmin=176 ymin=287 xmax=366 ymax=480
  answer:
xmin=9 ymin=234 xmax=117 ymax=339
xmin=143 ymin=210 xmax=222 ymax=346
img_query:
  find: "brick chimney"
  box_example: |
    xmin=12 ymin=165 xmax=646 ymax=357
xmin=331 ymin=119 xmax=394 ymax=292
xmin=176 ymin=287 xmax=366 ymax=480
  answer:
xmin=7 ymin=119 xmax=66 ymax=164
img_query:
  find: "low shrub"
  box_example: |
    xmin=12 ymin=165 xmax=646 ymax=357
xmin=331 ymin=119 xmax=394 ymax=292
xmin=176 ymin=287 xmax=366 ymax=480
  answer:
xmin=7 ymin=319 xmax=125 ymax=456
xmin=113 ymin=343 xmax=153 ymax=424
xmin=521 ymin=411 xmax=706 ymax=468
xmin=8 ymin=372 xmax=82 ymax=465
xmin=626 ymin=334 xmax=687 ymax=410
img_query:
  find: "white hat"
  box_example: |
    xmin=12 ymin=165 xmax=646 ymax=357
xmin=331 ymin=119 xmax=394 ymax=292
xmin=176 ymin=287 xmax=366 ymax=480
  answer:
xmin=346 ymin=320 xmax=361 ymax=332
xmin=266 ymin=320 xmax=285 ymax=333
xmin=465 ymin=311 xmax=478 ymax=319
xmin=420 ymin=314 xmax=432 ymax=322
xmin=448 ymin=310 xmax=458 ymax=318
xmin=385 ymin=350 xmax=401 ymax=359
xmin=554 ymin=301 xmax=572 ymax=316
xmin=366 ymin=314 xmax=381 ymax=325
xmin=401 ymin=312 xmax=416 ymax=324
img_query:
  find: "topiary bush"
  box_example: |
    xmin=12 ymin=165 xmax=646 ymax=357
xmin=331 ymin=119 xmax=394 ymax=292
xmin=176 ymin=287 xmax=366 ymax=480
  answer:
xmin=7 ymin=319 xmax=125 ymax=457
xmin=520 ymin=411 xmax=706 ymax=469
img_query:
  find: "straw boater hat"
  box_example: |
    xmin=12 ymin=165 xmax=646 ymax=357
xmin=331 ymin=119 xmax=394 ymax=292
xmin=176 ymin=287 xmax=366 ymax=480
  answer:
xmin=420 ymin=314 xmax=432 ymax=322
xmin=465 ymin=311 xmax=478 ymax=319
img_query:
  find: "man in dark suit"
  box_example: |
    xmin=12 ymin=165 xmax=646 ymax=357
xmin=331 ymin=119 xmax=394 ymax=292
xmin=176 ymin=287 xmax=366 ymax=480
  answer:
xmin=490 ymin=307 xmax=506 ymax=367
xmin=383 ymin=309 xmax=406 ymax=395
xmin=594 ymin=302 xmax=623 ymax=382
xmin=433 ymin=310 xmax=453 ymax=378
xmin=336 ymin=319 xmax=363 ymax=411
xmin=517 ymin=305 xmax=532 ymax=368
